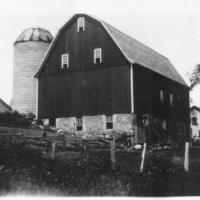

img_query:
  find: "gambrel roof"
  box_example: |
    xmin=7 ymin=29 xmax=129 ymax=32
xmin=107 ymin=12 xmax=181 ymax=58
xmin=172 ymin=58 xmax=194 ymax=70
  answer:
xmin=35 ymin=14 xmax=188 ymax=87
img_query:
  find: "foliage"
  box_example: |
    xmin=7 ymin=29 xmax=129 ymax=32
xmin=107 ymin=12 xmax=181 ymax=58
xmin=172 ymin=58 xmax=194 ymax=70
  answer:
xmin=0 ymin=111 xmax=35 ymax=128
xmin=1 ymin=141 xmax=200 ymax=196
xmin=190 ymin=64 xmax=200 ymax=89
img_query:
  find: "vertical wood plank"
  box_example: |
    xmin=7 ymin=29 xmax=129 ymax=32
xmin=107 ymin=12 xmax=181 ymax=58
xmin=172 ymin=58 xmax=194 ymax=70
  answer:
xmin=111 ymin=136 xmax=116 ymax=170
xmin=51 ymin=142 xmax=56 ymax=159
xmin=140 ymin=143 xmax=146 ymax=173
xmin=184 ymin=142 xmax=189 ymax=172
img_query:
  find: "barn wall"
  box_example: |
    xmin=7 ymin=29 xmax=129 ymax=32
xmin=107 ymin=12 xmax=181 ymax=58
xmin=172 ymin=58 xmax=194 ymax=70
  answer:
xmin=0 ymin=102 xmax=10 ymax=113
xmin=37 ymin=15 xmax=131 ymax=120
xmin=133 ymin=64 xmax=190 ymax=142
xmin=39 ymin=16 xmax=128 ymax=77
xmin=133 ymin=64 xmax=189 ymax=120
xmin=38 ymin=65 xmax=131 ymax=119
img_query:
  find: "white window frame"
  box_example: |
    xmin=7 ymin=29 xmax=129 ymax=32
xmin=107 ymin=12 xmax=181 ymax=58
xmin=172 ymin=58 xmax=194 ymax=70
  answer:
xmin=160 ymin=90 xmax=164 ymax=104
xmin=94 ymin=48 xmax=102 ymax=64
xmin=170 ymin=93 xmax=173 ymax=107
xmin=77 ymin=17 xmax=85 ymax=32
xmin=77 ymin=117 xmax=83 ymax=126
xmin=106 ymin=115 xmax=113 ymax=123
xmin=61 ymin=54 xmax=69 ymax=69
xmin=76 ymin=117 xmax=83 ymax=131
xmin=192 ymin=117 xmax=198 ymax=126
xmin=106 ymin=115 xmax=113 ymax=129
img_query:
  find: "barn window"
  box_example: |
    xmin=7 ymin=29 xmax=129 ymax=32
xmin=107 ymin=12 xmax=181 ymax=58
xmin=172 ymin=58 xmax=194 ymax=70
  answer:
xmin=170 ymin=94 xmax=173 ymax=107
xmin=77 ymin=17 xmax=85 ymax=32
xmin=61 ymin=54 xmax=69 ymax=68
xmin=94 ymin=48 xmax=102 ymax=64
xmin=160 ymin=90 xmax=164 ymax=104
xmin=106 ymin=115 xmax=113 ymax=129
xmin=192 ymin=117 xmax=198 ymax=126
xmin=76 ymin=117 xmax=83 ymax=131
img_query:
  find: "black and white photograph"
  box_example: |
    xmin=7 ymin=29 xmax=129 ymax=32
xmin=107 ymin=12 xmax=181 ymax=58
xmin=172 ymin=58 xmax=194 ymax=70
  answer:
xmin=0 ymin=0 xmax=200 ymax=197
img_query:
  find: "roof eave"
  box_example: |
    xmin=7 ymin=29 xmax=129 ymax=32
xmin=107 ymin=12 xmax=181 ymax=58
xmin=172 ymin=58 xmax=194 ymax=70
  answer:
xmin=100 ymin=21 xmax=133 ymax=64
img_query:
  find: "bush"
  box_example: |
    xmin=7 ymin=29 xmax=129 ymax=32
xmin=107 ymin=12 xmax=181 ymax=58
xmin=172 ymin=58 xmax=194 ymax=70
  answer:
xmin=0 ymin=111 xmax=35 ymax=129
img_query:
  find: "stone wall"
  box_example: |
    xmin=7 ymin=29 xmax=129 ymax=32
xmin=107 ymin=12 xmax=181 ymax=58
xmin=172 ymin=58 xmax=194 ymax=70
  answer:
xmin=113 ymin=114 xmax=133 ymax=133
xmin=83 ymin=115 xmax=105 ymax=133
xmin=55 ymin=113 xmax=136 ymax=135
xmin=56 ymin=117 xmax=76 ymax=133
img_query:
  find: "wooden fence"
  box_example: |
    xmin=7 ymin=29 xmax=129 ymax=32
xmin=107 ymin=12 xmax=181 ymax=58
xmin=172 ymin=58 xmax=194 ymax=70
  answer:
xmin=0 ymin=129 xmax=190 ymax=172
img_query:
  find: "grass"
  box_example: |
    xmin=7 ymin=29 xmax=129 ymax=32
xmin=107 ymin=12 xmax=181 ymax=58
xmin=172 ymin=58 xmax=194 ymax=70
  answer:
xmin=0 ymin=139 xmax=200 ymax=196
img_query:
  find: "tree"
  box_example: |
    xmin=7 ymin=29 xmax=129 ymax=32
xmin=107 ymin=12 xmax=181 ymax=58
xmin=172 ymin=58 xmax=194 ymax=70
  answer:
xmin=190 ymin=64 xmax=200 ymax=89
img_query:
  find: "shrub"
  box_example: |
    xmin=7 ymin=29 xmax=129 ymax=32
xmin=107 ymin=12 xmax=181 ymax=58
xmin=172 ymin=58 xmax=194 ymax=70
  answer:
xmin=0 ymin=111 xmax=35 ymax=128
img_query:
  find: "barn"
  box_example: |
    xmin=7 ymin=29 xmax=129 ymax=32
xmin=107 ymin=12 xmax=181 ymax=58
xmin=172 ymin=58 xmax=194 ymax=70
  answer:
xmin=0 ymin=98 xmax=11 ymax=113
xmin=190 ymin=106 xmax=200 ymax=140
xmin=35 ymin=14 xmax=190 ymax=144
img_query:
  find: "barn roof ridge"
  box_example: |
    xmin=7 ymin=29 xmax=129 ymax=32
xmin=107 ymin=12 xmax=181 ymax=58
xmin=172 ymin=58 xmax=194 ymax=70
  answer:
xmin=34 ymin=13 xmax=188 ymax=87
xmin=102 ymin=20 xmax=169 ymax=61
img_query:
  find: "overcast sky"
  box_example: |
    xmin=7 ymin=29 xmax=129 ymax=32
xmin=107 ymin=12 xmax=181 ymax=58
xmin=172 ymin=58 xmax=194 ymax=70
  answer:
xmin=0 ymin=0 xmax=200 ymax=107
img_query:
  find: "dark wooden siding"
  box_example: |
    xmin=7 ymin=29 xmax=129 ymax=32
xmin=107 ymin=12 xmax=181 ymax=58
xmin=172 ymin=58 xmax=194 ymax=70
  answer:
xmin=133 ymin=64 xmax=190 ymax=141
xmin=39 ymin=16 xmax=128 ymax=77
xmin=133 ymin=64 xmax=189 ymax=122
xmin=38 ymin=66 xmax=131 ymax=118
xmin=38 ymin=15 xmax=131 ymax=118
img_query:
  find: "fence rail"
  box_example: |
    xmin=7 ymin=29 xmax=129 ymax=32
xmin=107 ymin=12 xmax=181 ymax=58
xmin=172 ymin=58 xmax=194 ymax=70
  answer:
xmin=0 ymin=126 xmax=190 ymax=172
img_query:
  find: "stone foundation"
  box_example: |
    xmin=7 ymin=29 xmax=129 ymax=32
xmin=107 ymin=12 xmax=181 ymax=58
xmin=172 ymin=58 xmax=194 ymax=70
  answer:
xmin=113 ymin=113 xmax=133 ymax=133
xmin=54 ymin=113 xmax=136 ymax=135
xmin=84 ymin=115 xmax=105 ymax=133
xmin=56 ymin=117 xmax=76 ymax=133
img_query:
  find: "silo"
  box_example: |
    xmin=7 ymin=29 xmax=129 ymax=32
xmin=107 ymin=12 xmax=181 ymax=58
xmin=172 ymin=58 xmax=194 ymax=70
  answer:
xmin=12 ymin=27 xmax=53 ymax=115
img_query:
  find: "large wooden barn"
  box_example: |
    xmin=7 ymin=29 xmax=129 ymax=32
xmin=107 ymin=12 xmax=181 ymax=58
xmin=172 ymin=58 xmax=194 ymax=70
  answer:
xmin=35 ymin=14 xmax=190 ymax=144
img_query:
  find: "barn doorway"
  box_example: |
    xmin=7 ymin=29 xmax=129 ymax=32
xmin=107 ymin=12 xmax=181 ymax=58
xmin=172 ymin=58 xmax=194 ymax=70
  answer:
xmin=49 ymin=118 xmax=56 ymax=127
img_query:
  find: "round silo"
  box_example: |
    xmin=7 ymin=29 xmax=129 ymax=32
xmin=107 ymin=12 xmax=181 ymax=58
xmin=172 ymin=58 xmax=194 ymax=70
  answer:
xmin=12 ymin=27 xmax=53 ymax=115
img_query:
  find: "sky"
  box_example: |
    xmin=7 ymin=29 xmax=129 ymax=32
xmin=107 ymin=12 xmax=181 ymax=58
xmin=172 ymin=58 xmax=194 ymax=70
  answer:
xmin=0 ymin=0 xmax=200 ymax=106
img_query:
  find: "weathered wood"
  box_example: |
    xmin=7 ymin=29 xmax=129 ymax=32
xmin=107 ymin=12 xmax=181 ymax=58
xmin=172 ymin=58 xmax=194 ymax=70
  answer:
xmin=37 ymin=15 xmax=131 ymax=119
xmin=133 ymin=64 xmax=190 ymax=142
xmin=184 ymin=142 xmax=189 ymax=172
xmin=51 ymin=142 xmax=56 ymax=159
xmin=140 ymin=143 xmax=147 ymax=173
xmin=111 ymin=137 xmax=116 ymax=170
xmin=63 ymin=135 xmax=65 ymax=147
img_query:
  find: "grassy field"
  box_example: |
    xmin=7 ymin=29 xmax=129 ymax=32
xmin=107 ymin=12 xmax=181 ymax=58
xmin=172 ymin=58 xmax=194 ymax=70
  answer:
xmin=1 ymin=126 xmax=200 ymax=196
xmin=0 ymin=136 xmax=200 ymax=196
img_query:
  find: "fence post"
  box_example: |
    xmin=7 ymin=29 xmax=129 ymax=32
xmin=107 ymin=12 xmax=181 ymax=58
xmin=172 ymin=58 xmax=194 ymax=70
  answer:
xmin=43 ymin=142 xmax=47 ymax=154
xmin=140 ymin=142 xmax=147 ymax=173
xmin=74 ymin=122 xmax=77 ymax=146
xmin=184 ymin=141 xmax=189 ymax=172
xmin=63 ymin=134 xmax=65 ymax=147
xmin=51 ymin=142 xmax=56 ymax=159
xmin=9 ymin=135 xmax=13 ymax=143
xmin=111 ymin=135 xmax=116 ymax=170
